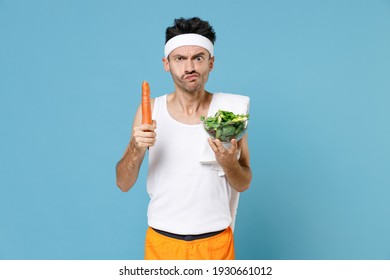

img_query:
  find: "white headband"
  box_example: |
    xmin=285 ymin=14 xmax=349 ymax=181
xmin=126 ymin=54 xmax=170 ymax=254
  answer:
xmin=164 ymin=33 xmax=214 ymax=58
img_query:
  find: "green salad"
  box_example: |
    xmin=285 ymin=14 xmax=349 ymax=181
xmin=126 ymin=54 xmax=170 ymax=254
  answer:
xmin=200 ymin=110 xmax=249 ymax=142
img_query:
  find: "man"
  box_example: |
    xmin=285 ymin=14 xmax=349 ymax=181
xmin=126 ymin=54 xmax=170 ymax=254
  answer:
xmin=116 ymin=17 xmax=252 ymax=260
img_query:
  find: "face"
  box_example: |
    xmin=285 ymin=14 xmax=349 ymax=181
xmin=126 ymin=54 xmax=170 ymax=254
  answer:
xmin=163 ymin=45 xmax=214 ymax=94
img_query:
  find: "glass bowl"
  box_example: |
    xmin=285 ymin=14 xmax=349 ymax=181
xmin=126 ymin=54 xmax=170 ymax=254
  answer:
xmin=201 ymin=118 xmax=248 ymax=143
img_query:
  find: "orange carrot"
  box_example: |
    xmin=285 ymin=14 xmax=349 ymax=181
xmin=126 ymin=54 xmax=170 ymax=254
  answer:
xmin=141 ymin=81 xmax=152 ymax=125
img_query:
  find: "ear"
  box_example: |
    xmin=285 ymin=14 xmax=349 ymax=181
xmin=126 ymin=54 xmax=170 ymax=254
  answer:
xmin=162 ymin=57 xmax=170 ymax=72
xmin=209 ymin=56 xmax=215 ymax=71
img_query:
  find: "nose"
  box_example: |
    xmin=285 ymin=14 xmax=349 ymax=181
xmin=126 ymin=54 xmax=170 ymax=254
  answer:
xmin=184 ymin=58 xmax=195 ymax=73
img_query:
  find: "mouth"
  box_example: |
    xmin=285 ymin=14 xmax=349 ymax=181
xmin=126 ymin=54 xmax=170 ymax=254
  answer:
xmin=183 ymin=74 xmax=199 ymax=81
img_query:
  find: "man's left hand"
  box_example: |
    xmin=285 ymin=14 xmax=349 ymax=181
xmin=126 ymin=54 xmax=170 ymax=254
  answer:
xmin=208 ymin=138 xmax=239 ymax=168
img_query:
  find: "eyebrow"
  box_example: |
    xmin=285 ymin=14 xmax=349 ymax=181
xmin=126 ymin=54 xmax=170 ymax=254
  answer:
xmin=173 ymin=52 xmax=207 ymax=59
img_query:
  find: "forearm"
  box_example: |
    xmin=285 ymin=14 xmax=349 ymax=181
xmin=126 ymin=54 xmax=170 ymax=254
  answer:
xmin=223 ymin=161 xmax=252 ymax=192
xmin=116 ymin=138 xmax=146 ymax=192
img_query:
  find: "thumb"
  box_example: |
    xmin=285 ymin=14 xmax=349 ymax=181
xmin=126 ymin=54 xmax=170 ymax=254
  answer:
xmin=229 ymin=139 xmax=238 ymax=152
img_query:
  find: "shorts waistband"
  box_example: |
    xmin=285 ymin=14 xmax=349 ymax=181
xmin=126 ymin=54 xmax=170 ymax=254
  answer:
xmin=151 ymin=227 xmax=225 ymax=241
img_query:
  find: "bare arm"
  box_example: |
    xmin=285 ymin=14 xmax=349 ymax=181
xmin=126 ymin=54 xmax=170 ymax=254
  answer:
xmin=208 ymin=134 xmax=252 ymax=192
xmin=116 ymin=103 xmax=156 ymax=192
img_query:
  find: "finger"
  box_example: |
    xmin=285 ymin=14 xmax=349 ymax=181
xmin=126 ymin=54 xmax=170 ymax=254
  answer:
xmin=208 ymin=138 xmax=218 ymax=152
xmin=134 ymin=130 xmax=156 ymax=139
xmin=213 ymin=139 xmax=226 ymax=154
xmin=135 ymin=138 xmax=156 ymax=149
xmin=138 ymin=142 xmax=154 ymax=149
xmin=137 ymin=136 xmax=156 ymax=143
xmin=228 ymin=139 xmax=238 ymax=153
xmin=140 ymin=123 xmax=156 ymax=132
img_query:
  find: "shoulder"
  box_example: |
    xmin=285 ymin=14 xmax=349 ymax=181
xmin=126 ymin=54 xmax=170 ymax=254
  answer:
xmin=151 ymin=94 xmax=165 ymax=104
xmin=139 ymin=94 xmax=166 ymax=111
xmin=134 ymin=94 xmax=165 ymax=121
xmin=214 ymin=92 xmax=250 ymax=103
xmin=211 ymin=92 xmax=250 ymax=115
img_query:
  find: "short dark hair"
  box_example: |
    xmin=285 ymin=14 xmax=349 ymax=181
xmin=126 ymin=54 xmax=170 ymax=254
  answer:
xmin=165 ymin=17 xmax=216 ymax=44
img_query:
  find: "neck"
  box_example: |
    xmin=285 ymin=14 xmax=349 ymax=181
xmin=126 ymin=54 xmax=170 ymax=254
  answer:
xmin=166 ymin=89 xmax=212 ymax=124
xmin=174 ymin=89 xmax=208 ymax=114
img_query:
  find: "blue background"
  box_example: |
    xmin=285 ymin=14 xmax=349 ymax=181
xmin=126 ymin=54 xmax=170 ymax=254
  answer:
xmin=1 ymin=0 xmax=389 ymax=260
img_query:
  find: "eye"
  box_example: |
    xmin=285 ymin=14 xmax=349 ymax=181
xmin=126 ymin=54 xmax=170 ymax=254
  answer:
xmin=195 ymin=56 xmax=204 ymax=62
xmin=174 ymin=56 xmax=183 ymax=62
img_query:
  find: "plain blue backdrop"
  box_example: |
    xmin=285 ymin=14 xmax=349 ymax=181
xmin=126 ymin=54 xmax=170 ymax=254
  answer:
xmin=1 ymin=0 xmax=389 ymax=260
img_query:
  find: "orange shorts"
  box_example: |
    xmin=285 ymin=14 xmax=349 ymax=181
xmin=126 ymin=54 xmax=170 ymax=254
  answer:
xmin=144 ymin=227 xmax=235 ymax=260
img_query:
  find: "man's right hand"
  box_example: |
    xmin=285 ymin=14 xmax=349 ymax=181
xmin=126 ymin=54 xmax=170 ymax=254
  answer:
xmin=132 ymin=120 xmax=157 ymax=150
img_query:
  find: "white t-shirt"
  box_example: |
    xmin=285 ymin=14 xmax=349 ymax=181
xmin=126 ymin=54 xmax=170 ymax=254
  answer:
xmin=146 ymin=93 xmax=249 ymax=235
